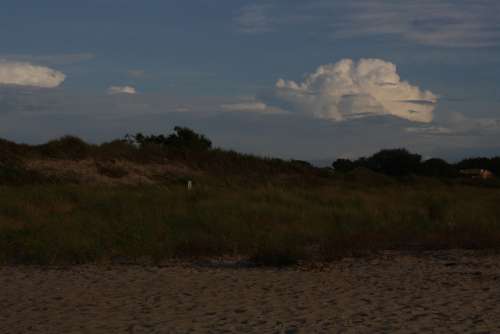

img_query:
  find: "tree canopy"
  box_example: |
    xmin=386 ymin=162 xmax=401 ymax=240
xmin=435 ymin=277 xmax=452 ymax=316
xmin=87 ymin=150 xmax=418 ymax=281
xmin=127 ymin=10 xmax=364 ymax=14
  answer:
xmin=129 ymin=127 xmax=212 ymax=151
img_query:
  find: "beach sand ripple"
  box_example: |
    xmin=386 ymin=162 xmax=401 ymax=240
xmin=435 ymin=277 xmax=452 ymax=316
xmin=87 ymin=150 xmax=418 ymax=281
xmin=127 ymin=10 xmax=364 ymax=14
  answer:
xmin=1 ymin=250 xmax=500 ymax=333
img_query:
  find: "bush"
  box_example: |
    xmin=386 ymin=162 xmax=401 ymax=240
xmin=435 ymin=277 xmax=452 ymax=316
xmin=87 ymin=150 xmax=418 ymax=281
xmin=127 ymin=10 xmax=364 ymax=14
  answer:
xmin=95 ymin=162 xmax=129 ymax=179
xmin=37 ymin=136 xmax=92 ymax=160
xmin=332 ymin=158 xmax=355 ymax=173
xmin=0 ymin=162 xmax=46 ymax=185
xmin=342 ymin=167 xmax=395 ymax=187
xmin=94 ymin=140 xmax=138 ymax=161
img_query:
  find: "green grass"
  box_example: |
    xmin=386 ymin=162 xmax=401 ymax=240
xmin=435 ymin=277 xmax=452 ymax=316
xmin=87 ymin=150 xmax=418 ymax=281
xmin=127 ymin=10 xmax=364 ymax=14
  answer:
xmin=1 ymin=182 xmax=500 ymax=265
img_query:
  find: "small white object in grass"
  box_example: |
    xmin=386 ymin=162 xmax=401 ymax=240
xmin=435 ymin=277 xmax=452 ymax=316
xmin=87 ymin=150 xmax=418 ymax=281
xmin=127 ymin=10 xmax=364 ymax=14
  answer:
xmin=187 ymin=180 xmax=193 ymax=190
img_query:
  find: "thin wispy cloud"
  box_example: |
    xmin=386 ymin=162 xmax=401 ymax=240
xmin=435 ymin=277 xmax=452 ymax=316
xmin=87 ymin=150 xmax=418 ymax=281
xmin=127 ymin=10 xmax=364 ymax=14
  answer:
xmin=406 ymin=126 xmax=455 ymax=136
xmin=221 ymin=101 xmax=268 ymax=112
xmin=335 ymin=0 xmax=500 ymax=47
xmin=0 ymin=88 xmax=234 ymax=118
xmin=234 ymin=2 xmax=314 ymax=34
xmin=220 ymin=100 xmax=285 ymax=114
xmin=0 ymin=53 xmax=95 ymax=65
xmin=107 ymin=86 xmax=137 ymax=95
xmin=234 ymin=4 xmax=274 ymax=34
xmin=127 ymin=69 xmax=146 ymax=79
xmin=406 ymin=112 xmax=500 ymax=137
xmin=235 ymin=0 xmax=500 ymax=47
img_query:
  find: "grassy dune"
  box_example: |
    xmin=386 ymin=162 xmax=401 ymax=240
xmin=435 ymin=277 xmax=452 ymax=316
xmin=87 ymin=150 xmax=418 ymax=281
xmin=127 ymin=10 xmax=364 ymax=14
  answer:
xmin=2 ymin=134 xmax=500 ymax=265
xmin=1 ymin=182 xmax=500 ymax=265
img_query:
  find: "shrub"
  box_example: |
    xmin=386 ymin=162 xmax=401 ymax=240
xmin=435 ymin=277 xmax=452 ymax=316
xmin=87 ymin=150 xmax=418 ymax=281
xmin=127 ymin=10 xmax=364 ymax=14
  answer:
xmin=343 ymin=167 xmax=395 ymax=187
xmin=37 ymin=136 xmax=92 ymax=160
xmin=0 ymin=161 xmax=46 ymax=185
xmin=94 ymin=140 xmax=138 ymax=161
xmin=95 ymin=162 xmax=129 ymax=179
xmin=290 ymin=160 xmax=313 ymax=168
xmin=332 ymin=158 xmax=355 ymax=173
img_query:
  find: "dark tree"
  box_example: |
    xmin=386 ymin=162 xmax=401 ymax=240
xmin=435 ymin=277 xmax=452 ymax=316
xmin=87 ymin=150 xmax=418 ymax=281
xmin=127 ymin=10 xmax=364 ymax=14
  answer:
xmin=165 ymin=126 xmax=212 ymax=151
xmin=455 ymin=157 xmax=499 ymax=175
xmin=367 ymin=149 xmax=422 ymax=176
xmin=291 ymin=160 xmax=313 ymax=168
xmin=420 ymin=158 xmax=457 ymax=178
xmin=332 ymin=158 xmax=355 ymax=172
xmin=490 ymin=157 xmax=500 ymax=175
xmin=128 ymin=127 xmax=212 ymax=151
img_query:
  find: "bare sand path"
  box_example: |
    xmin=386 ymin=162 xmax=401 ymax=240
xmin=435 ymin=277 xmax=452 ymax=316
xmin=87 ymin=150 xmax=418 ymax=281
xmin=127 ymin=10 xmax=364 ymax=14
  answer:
xmin=1 ymin=250 xmax=500 ymax=333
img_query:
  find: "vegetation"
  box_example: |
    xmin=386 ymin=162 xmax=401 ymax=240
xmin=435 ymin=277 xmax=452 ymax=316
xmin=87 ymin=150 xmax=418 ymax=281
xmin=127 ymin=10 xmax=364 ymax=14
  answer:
xmin=1 ymin=183 xmax=500 ymax=265
xmin=1 ymin=128 xmax=500 ymax=265
xmin=333 ymin=148 xmax=499 ymax=178
xmin=128 ymin=126 xmax=212 ymax=152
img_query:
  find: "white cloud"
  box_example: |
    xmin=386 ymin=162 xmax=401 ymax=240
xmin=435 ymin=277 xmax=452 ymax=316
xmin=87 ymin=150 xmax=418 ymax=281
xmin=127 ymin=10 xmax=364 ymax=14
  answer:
xmin=221 ymin=101 xmax=267 ymax=112
xmin=220 ymin=99 xmax=287 ymax=114
xmin=107 ymin=86 xmax=137 ymax=95
xmin=264 ymin=58 xmax=437 ymax=123
xmin=0 ymin=60 xmax=66 ymax=88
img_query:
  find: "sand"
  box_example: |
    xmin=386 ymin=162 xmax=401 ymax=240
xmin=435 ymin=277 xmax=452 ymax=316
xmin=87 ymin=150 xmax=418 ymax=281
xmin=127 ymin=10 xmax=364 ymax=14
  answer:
xmin=1 ymin=250 xmax=500 ymax=333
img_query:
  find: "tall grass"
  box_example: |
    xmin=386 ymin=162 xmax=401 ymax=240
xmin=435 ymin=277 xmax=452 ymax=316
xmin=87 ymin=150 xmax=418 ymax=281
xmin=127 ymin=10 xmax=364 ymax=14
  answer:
xmin=1 ymin=183 xmax=499 ymax=265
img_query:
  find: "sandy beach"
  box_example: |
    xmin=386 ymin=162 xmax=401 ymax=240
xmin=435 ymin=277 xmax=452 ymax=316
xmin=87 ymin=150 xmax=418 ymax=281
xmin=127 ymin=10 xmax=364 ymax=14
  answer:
xmin=1 ymin=250 xmax=500 ymax=333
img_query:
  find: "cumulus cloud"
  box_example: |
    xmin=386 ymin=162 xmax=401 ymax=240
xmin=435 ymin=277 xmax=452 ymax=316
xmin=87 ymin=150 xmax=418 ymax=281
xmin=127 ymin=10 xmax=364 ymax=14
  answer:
xmin=0 ymin=60 xmax=66 ymax=88
xmin=107 ymin=86 xmax=137 ymax=95
xmin=263 ymin=58 xmax=437 ymax=123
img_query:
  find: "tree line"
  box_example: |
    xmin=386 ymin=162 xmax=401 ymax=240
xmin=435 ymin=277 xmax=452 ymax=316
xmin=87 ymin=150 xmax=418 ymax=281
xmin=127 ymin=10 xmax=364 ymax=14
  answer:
xmin=126 ymin=126 xmax=212 ymax=152
xmin=332 ymin=148 xmax=500 ymax=178
xmin=2 ymin=126 xmax=499 ymax=180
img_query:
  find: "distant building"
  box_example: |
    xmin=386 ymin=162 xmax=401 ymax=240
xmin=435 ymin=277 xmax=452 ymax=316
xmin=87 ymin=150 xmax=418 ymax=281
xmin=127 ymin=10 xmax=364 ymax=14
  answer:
xmin=459 ymin=169 xmax=494 ymax=179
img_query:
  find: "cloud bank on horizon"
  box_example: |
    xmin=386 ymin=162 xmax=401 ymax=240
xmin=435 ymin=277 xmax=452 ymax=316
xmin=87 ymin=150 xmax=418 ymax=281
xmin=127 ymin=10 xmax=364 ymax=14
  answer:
xmin=262 ymin=58 xmax=438 ymax=123
xmin=0 ymin=60 xmax=65 ymax=88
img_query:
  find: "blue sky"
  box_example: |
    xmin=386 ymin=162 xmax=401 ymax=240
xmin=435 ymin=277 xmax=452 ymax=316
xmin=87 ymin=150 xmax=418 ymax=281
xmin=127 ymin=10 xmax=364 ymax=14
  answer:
xmin=1 ymin=0 xmax=499 ymax=161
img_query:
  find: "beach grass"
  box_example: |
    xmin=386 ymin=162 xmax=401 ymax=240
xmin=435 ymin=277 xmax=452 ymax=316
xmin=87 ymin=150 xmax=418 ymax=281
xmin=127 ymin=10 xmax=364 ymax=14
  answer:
xmin=1 ymin=182 xmax=500 ymax=265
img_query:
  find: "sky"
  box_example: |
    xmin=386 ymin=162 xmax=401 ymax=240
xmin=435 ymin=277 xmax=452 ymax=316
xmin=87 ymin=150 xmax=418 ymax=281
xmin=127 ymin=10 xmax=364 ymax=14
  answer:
xmin=1 ymin=0 xmax=499 ymax=162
